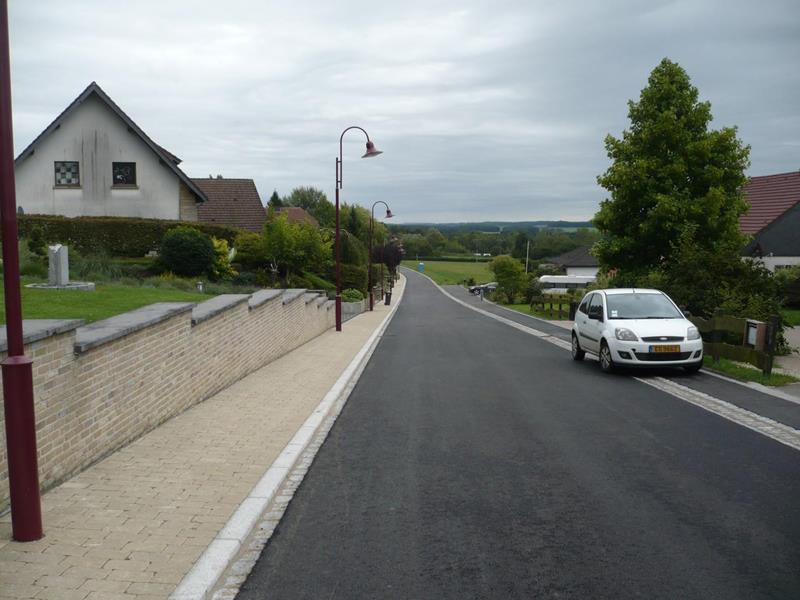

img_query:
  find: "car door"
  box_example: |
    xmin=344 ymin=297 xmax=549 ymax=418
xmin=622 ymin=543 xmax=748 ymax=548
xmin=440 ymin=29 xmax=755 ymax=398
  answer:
xmin=576 ymin=293 xmax=599 ymax=353
xmin=582 ymin=293 xmax=605 ymax=353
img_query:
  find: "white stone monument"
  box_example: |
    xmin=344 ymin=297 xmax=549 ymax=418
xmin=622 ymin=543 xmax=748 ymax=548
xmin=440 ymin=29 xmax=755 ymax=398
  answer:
xmin=25 ymin=244 xmax=95 ymax=291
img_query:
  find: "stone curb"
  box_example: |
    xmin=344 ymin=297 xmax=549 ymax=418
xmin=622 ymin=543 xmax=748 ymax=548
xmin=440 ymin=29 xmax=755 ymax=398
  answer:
xmin=169 ymin=276 xmax=406 ymax=600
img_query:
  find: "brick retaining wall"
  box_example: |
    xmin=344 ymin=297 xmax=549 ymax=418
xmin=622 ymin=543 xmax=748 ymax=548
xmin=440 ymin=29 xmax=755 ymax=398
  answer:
xmin=0 ymin=289 xmax=335 ymax=512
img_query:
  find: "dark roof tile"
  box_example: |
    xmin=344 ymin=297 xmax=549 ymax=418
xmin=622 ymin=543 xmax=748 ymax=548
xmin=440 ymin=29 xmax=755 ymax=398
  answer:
xmin=192 ymin=178 xmax=266 ymax=233
xmin=740 ymin=171 xmax=800 ymax=234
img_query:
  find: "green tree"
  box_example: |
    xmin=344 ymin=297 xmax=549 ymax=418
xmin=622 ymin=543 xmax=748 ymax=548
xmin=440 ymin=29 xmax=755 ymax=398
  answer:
xmin=264 ymin=214 xmax=298 ymax=279
xmin=268 ymin=190 xmax=283 ymax=209
xmin=511 ymin=231 xmax=528 ymax=259
xmin=424 ymin=228 xmax=447 ymax=255
xmin=488 ymin=255 xmax=526 ymax=304
xmin=285 ymin=186 xmax=335 ymax=227
xmin=593 ymin=58 xmax=750 ymax=282
xmin=295 ymin=223 xmax=332 ymax=276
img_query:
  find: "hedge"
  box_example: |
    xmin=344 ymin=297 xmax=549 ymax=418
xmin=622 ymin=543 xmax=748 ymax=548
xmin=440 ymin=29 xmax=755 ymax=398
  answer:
xmin=10 ymin=215 xmax=240 ymax=258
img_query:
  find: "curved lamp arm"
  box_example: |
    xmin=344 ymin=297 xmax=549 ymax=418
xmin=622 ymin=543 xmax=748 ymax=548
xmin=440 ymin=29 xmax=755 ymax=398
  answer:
xmin=337 ymin=126 xmax=382 ymax=189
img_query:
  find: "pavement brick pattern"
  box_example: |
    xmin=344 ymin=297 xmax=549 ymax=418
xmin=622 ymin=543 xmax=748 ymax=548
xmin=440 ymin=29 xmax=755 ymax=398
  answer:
xmin=0 ymin=279 xmax=403 ymax=599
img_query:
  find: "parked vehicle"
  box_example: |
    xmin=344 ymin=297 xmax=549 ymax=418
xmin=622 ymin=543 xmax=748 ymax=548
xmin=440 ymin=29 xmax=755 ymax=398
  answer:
xmin=538 ymin=275 xmax=595 ymax=295
xmin=469 ymin=282 xmax=498 ymax=295
xmin=571 ymin=288 xmax=703 ymax=373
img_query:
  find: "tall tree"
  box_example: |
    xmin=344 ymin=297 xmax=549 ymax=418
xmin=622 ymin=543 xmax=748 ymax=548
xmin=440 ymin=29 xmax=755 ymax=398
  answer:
xmin=593 ymin=58 xmax=750 ymax=282
xmin=511 ymin=231 xmax=528 ymax=259
xmin=284 ymin=186 xmax=335 ymax=227
xmin=488 ymin=255 xmax=526 ymax=304
xmin=267 ymin=190 xmax=283 ymax=209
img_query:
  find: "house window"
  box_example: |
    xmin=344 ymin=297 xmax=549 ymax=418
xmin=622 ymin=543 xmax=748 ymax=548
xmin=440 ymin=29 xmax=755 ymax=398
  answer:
xmin=112 ymin=162 xmax=136 ymax=186
xmin=54 ymin=161 xmax=80 ymax=186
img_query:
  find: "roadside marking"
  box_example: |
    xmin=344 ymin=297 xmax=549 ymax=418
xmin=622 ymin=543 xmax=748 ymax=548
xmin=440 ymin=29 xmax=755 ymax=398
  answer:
xmin=407 ymin=268 xmax=800 ymax=454
xmin=638 ymin=376 xmax=800 ymax=452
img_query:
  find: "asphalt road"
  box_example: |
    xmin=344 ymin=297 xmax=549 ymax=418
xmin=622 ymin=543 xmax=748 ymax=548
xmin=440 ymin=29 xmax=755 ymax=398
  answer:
xmin=238 ymin=269 xmax=800 ymax=600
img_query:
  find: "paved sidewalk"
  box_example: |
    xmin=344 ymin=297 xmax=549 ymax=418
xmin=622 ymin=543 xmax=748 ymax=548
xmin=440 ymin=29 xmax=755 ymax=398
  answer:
xmin=0 ymin=277 xmax=404 ymax=600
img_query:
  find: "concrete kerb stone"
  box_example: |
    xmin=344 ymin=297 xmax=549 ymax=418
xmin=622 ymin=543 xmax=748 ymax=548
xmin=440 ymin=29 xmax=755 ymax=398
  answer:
xmin=281 ymin=289 xmax=306 ymax=305
xmin=74 ymin=302 xmax=195 ymax=353
xmin=192 ymin=295 xmax=250 ymax=325
xmin=0 ymin=319 xmax=84 ymax=352
xmin=170 ymin=275 xmax=407 ymax=600
xmin=248 ymin=289 xmax=282 ymax=310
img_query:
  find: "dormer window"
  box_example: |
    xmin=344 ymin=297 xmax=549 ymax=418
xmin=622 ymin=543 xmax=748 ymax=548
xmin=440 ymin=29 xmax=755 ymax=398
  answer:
xmin=54 ymin=161 xmax=80 ymax=186
xmin=112 ymin=162 xmax=136 ymax=186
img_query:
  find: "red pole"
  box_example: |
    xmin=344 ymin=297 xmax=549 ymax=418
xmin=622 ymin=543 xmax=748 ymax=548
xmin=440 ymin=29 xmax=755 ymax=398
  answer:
xmin=368 ymin=209 xmax=374 ymax=311
xmin=0 ymin=0 xmax=43 ymax=541
xmin=334 ymin=158 xmax=342 ymax=331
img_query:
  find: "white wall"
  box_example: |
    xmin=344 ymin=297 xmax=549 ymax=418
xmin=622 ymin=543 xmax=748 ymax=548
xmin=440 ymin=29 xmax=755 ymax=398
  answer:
xmin=566 ymin=266 xmax=599 ymax=277
xmin=15 ymin=94 xmax=180 ymax=220
xmin=757 ymin=256 xmax=800 ymax=272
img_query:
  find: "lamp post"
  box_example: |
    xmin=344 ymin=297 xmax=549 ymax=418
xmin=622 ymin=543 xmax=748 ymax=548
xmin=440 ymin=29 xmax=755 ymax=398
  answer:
xmin=368 ymin=201 xmax=393 ymax=311
xmin=0 ymin=0 xmax=43 ymax=541
xmin=335 ymin=127 xmax=382 ymax=330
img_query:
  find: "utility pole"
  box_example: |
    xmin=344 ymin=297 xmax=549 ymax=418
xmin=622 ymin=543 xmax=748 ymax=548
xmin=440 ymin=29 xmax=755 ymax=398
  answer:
xmin=525 ymin=240 xmax=530 ymax=273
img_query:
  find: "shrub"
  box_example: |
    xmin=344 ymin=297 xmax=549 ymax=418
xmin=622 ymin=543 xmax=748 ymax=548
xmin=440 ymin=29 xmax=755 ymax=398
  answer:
xmin=160 ymin=227 xmax=215 ymax=277
xmin=340 ymin=263 xmax=368 ymax=293
xmin=71 ymin=251 xmax=124 ymax=281
xmin=231 ymin=271 xmax=258 ymax=287
xmin=342 ymin=288 xmax=364 ymax=302
xmin=209 ymin=237 xmax=237 ymax=281
xmin=302 ymin=271 xmax=335 ymax=292
xmin=27 ymin=228 xmax=47 ymax=257
xmin=233 ymin=232 xmax=267 ymax=271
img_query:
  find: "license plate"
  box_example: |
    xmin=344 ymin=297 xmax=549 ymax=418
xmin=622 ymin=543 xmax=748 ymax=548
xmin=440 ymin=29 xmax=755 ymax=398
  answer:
xmin=650 ymin=345 xmax=680 ymax=353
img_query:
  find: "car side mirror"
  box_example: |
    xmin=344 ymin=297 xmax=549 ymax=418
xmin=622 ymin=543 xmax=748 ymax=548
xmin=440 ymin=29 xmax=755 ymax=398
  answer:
xmin=683 ymin=310 xmax=692 ymax=318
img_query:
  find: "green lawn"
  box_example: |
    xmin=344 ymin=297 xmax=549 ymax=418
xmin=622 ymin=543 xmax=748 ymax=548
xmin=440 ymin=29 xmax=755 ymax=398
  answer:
xmin=402 ymin=260 xmax=493 ymax=285
xmin=702 ymin=356 xmax=799 ymax=386
xmin=782 ymin=308 xmax=800 ymax=326
xmin=0 ymin=280 xmax=209 ymax=324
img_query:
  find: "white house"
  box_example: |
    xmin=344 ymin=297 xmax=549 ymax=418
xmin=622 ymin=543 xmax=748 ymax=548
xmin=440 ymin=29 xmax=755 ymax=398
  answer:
xmin=14 ymin=82 xmax=207 ymax=221
xmin=547 ymin=246 xmax=600 ymax=277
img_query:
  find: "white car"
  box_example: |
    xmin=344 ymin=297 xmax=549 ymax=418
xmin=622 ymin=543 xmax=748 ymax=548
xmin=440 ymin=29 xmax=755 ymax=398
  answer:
xmin=571 ymin=288 xmax=703 ymax=373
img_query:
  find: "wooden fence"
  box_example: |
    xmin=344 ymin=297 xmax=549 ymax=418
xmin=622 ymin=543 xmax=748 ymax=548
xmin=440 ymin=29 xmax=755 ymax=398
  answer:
xmin=690 ymin=310 xmax=782 ymax=375
xmin=529 ymin=295 xmax=578 ymax=320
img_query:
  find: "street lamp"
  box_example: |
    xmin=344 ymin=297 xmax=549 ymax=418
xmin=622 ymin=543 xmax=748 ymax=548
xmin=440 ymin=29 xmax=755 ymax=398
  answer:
xmin=368 ymin=201 xmax=393 ymax=311
xmin=0 ymin=0 xmax=43 ymax=541
xmin=334 ymin=126 xmax=382 ymax=331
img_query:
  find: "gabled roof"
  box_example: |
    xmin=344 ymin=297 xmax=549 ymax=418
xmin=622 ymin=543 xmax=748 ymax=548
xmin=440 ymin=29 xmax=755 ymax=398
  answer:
xmin=740 ymin=171 xmax=800 ymax=235
xmin=192 ymin=177 xmax=266 ymax=233
xmin=275 ymin=206 xmax=319 ymax=227
xmin=15 ymin=81 xmax=206 ymax=202
xmin=547 ymin=245 xmax=599 ymax=267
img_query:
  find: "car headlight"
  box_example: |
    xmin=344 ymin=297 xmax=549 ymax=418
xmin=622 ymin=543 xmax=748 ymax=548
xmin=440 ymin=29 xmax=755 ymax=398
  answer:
xmin=687 ymin=326 xmax=700 ymax=340
xmin=614 ymin=328 xmax=638 ymax=341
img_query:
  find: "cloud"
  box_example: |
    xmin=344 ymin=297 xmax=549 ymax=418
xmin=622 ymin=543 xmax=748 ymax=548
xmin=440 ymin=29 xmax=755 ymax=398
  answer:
xmin=9 ymin=0 xmax=800 ymax=222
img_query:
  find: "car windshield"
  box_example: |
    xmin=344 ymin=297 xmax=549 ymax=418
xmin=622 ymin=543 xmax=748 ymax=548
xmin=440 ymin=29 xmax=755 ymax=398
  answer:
xmin=605 ymin=293 xmax=682 ymax=319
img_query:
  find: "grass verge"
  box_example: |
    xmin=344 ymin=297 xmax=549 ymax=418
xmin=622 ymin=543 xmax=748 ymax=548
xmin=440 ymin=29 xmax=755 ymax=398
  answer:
xmin=781 ymin=308 xmax=800 ymax=326
xmin=401 ymin=260 xmax=493 ymax=285
xmin=1 ymin=279 xmax=209 ymax=324
xmin=702 ymin=356 xmax=799 ymax=386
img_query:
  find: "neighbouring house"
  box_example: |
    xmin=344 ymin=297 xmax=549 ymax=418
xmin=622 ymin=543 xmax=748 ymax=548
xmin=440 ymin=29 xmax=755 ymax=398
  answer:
xmin=192 ymin=176 xmax=266 ymax=233
xmin=740 ymin=170 xmax=800 ymax=271
xmin=14 ymin=82 xmax=207 ymax=221
xmin=547 ymin=246 xmax=600 ymax=277
xmin=275 ymin=206 xmax=319 ymax=227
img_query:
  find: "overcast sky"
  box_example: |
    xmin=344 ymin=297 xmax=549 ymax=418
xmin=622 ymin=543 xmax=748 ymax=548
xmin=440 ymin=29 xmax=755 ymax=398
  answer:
xmin=8 ymin=1 xmax=800 ymax=223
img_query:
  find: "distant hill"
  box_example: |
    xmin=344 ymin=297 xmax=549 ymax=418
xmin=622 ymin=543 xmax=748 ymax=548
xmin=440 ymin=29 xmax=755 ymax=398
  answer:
xmin=390 ymin=221 xmax=594 ymax=234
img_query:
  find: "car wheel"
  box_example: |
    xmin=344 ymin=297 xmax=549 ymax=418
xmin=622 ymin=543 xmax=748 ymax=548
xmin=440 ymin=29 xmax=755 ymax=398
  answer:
xmin=683 ymin=362 xmax=702 ymax=373
xmin=599 ymin=341 xmax=615 ymax=373
xmin=571 ymin=333 xmax=585 ymax=361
